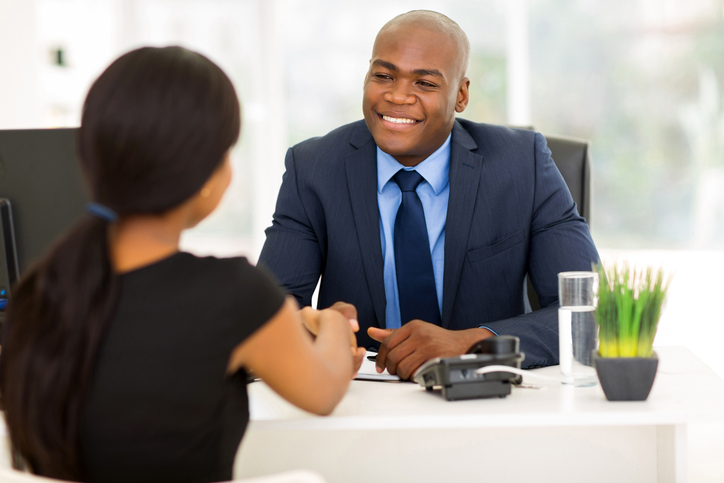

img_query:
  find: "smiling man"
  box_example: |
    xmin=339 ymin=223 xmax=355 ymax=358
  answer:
xmin=259 ymin=10 xmax=599 ymax=380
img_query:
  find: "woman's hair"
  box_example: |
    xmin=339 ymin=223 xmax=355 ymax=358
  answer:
xmin=0 ymin=46 xmax=241 ymax=480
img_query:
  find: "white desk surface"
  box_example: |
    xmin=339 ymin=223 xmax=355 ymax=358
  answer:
xmin=240 ymin=346 xmax=724 ymax=483
xmin=248 ymin=345 xmax=724 ymax=430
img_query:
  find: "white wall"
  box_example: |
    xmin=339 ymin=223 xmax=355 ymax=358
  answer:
xmin=0 ymin=0 xmax=41 ymax=129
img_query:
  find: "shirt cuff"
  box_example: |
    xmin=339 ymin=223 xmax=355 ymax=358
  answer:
xmin=479 ymin=325 xmax=499 ymax=336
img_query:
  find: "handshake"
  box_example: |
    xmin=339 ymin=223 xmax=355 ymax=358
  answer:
xmin=300 ymin=300 xmax=496 ymax=380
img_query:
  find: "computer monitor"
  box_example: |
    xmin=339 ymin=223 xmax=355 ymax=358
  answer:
xmin=0 ymin=128 xmax=89 ymax=287
xmin=0 ymin=198 xmax=19 ymax=312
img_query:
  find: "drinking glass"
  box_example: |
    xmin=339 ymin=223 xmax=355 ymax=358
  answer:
xmin=558 ymin=271 xmax=599 ymax=386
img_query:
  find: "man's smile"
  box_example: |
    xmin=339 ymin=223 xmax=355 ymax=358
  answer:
xmin=377 ymin=112 xmax=423 ymax=131
xmin=381 ymin=115 xmax=419 ymax=124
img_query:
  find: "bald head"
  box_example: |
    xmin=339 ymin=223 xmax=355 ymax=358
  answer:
xmin=376 ymin=10 xmax=470 ymax=80
xmin=362 ymin=10 xmax=471 ymax=166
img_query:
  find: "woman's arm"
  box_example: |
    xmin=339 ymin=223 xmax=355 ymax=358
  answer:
xmin=228 ymin=297 xmax=362 ymax=415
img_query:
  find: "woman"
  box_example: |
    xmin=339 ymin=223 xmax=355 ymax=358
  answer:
xmin=0 ymin=46 xmax=363 ymax=482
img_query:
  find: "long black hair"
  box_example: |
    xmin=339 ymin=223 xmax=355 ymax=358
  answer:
xmin=0 ymin=46 xmax=241 ymax=480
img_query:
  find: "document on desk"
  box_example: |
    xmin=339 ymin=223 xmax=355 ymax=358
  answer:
xmin=355 ymin=351 xmax=401 ymax=382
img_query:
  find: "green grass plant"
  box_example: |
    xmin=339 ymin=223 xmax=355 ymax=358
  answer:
xmin=594 ymin=263 xmax=670 ymax=358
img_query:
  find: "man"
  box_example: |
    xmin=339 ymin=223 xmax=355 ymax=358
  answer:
xmin=259 ymin=10 xmax=599 ymax=379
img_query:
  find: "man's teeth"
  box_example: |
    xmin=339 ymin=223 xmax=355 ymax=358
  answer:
xmin=382 ymin=115 xmax=417 ymax=124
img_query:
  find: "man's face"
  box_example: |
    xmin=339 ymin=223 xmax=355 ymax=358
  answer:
xmin=362 ymin=25 xmax=469 ymax=167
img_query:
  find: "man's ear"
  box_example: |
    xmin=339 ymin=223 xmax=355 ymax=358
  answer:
xmin=455 ymin=78 xmax=470 ymax=113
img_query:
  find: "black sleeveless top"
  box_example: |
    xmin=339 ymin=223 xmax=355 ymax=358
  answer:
xmin=80 ymin=253 xmax=285 ymax=483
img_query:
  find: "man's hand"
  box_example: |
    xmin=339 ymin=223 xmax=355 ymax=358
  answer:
xmin=368 ymin=321 xmax=495 ymax=380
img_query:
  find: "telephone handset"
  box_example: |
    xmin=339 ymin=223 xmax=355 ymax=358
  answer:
xmin=412 ymin=336 xmax=525 ymax=401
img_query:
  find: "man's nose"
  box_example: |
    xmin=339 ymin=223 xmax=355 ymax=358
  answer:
xmin=383 ymin=83 xmax=416 ymax=105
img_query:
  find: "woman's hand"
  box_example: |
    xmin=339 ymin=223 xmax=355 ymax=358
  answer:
xmin=299 ymin=301 xmax=365 ymax=377
xmin=326 ymin=302 xmax=366 ymax=377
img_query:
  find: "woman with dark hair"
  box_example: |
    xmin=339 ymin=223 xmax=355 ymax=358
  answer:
xmin=0 ymin=46 xmax=363 ymax=483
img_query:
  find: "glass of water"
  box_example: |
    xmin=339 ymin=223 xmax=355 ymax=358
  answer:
xmin=558 ymin=271 xmax=599 ymax=386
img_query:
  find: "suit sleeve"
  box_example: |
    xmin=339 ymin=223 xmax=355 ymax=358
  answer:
xmin=483 ymin=132 xmax=600 ymax=368
xmin=257 ymin=147 xmax=322 ymax=307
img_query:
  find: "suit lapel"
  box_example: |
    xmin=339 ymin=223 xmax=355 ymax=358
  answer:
xmin=442 ymin=121 xmax=482 ymax=328
xmin=345 ymin=124 xmax=386 ymax=328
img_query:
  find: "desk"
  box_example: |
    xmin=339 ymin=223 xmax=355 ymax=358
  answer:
xmin=235 ymin=346 xmax=724 ymax=483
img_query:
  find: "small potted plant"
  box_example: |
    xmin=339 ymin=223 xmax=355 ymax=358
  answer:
xmin=592 ymin=263 xmax=671 ymax=401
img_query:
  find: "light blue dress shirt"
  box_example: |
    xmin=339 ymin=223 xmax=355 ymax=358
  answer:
xmin=377 ymin=134 xmax=451 ymax=329
xmin=376 ymin=135 xmax=501 ymax=336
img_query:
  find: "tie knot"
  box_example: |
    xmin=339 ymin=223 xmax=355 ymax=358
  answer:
xmin=393 ymin=169 xmax=424 ymax=192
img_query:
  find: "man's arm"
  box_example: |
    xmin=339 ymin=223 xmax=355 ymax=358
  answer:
xmin=476 ymin=132 xmax=599 ymax=367
xmin=258 ymin=147 xmax=323 ymax=307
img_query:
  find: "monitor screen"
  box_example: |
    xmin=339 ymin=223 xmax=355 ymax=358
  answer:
xmin=0 ymin=198 xmax=18 ymax=312
xmin=0 ymin=128 xmax=89 ymax=278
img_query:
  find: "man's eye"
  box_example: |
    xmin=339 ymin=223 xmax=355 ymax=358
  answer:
xmin=375 ymin=73 xmax=393 ymax=80
xmin=419 ymin=81 xmax=437 ymax=88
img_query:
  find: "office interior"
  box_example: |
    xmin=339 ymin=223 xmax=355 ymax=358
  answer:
xmin=1 ymin=0 xmax=723 ymax=481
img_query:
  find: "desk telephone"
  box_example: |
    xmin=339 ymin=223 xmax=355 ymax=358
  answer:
xmin=412 ymin=336 xmax=525 ymax=401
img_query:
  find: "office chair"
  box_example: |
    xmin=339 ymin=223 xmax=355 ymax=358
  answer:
xmin=545 ymin=134 xmax=592 ymax=223
xmin=525 ymin=133 xmax=592 ymax=311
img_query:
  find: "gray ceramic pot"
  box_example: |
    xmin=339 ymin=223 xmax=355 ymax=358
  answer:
xmin=592 ymin=351 xmax=658 ymax=401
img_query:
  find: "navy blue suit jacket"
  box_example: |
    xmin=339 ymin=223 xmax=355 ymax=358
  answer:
xmin=259 ymin=119 xmax=599 ymax=368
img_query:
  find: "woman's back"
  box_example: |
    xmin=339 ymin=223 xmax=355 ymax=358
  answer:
xmin=81 ymin=253 xmax=283 ymax=482
xmin=0 ymin=47 xmax=359 ymax=482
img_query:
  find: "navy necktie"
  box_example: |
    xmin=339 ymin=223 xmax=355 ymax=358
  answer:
xmin=393 ymin=170 xmax=441 ymax=326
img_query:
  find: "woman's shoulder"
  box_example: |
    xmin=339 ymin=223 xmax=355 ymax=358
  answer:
xmin=129 ymin=251 xmax=254 ymax=277
xmin=186 ymin=252 xmax=283 ymax=295
xmin=118 ymin=252 xmax=285 ymax=334
xmin=173 ymin=252 xmax=252 ymax=273
xmin=123 ymin=252 xmax=282 ymax=301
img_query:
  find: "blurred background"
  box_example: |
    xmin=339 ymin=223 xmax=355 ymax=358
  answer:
xmin=2 ymin=0 xmax=724 ymax=347
xmin=1 ymin=0 xmax=723 ymax=480
xmin=3 ymin=0 xmax=724 ymax=252
xmin=2 ymin=0 xmax=723 ymax=358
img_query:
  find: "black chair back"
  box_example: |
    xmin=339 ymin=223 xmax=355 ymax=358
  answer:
xmin=545 ymin=134 xmax=592 ymax=222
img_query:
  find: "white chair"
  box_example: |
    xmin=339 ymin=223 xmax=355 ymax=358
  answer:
xmin=0 ymin=467 xmax=326 ymax=483
xmin=0 ymin=468 xmax=62 ymax=483
xmin=0 ymin=423 xmax=326 ymax=483
xmin=227 ymin=471 xmax=326 ymax=483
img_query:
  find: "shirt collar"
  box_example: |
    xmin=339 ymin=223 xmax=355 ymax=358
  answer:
xmin=377 ymin=133 xmax=452 ymax=195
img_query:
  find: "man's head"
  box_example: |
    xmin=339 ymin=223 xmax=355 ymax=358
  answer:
xmin=363 ymin=10 xmax=471 ymax=167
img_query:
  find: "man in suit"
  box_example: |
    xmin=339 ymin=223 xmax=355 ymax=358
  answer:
xmin=259 ymin=10 xmax=599 ymax=379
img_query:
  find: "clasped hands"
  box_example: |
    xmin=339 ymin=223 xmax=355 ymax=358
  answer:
xmin=298 ymin=300 xmax=366 ymax=377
